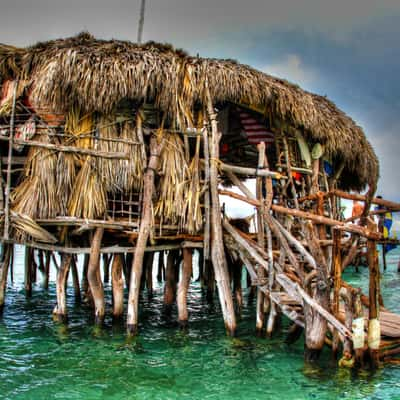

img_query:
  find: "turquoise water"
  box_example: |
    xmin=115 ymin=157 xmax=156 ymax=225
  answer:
xmin=1 ymin=248 xmax=400 ymax=399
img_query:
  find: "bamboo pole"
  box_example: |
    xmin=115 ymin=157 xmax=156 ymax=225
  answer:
xmin=127 ymin=135 xmax=164 ymax=336
xmin=53 ymin=254 xmax=72 ymax=323
xmin=177 ymin=248 xmax=192 ymax=328
xmin=0 ymin=244 xmax=12 ymax=313
xmin=206 ymin=89 xmax=237 ymax=336
xmin=111 ymin=254 xmax=124 ymax=319
xmin=88 ymin=227 xmax=105 ymax=325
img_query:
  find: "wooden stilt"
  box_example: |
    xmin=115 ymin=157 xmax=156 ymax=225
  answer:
xmin=53 ymin=254 xmax=72 ymax=323
xmin=127 ymin=135 xmax=164 ymax=336
xmin=70 ymin=256 xmax=81 ymax=303
xmin=367 ymin=238 xmax=380 ymax=368
xmin=0 ymin=244 xmax=12 ymax=313
xmin=164 ymin=250 xmax=177 ymax=307
xmin=111 ymin=254 xmax=124 ymax=319
xmin=256 ymin=143 xmax=266 ymax=335
xmin=145 ymin=252 xmax=154 ymax=297
xmin=88 ymin=227 xmax=105 ymax=325
xmin=103 ymin=254 xmax=110 ymax=284
xmin=43 ymin=251 xmax=51 ymax=290
xmin=232 ymin=262 xmax=243 ymax=311
xmin=24 ymin=247 xmax=33 ymax=297
xmin=206 ymin=90 xmax=237 ymax=336
xmin=304 ymin=222 xmax=329 ymax=362
xmin=81 ymin=253 xmax=90 ymax=295
xmin=332 ymin=229 xmax=342 ymax=358
xmin=177 ymin=248 xmax=192 ymax=328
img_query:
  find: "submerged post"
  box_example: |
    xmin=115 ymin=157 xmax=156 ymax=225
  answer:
xmin=206 ymin=87 xmax=237 ymax=336
xmin=53 ymin=254 xmax=72 ymax=323
xmin=88 ymin=227 xmax=105 ymax=325
xmin=127 ymin=135 xmax=164 ymax=336
xmin=177 ymin=247 xmax=192 ymax=328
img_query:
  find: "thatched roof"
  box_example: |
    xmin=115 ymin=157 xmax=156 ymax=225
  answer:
xmin=0 ymin=32 xmax=378 ymax=191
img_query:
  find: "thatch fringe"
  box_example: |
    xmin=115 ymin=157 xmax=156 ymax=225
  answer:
xmin=154 ymin=132 xmax=188 ymax=229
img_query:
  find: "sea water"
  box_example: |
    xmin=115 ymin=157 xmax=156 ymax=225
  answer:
xmin=0 ymin=247 xmax=400 ymax=400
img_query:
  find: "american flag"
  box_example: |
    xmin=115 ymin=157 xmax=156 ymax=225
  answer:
xmin=239 ymin=110 xmax=274 ymax=145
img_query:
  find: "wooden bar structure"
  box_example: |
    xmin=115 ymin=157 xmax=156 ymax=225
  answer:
xmin=0 ymin=33 xmax=399 ymax=368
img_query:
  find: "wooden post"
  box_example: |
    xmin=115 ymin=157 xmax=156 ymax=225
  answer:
xmin=164 ymin=250 xmax=177 ymax=307
xmin=177 ymin=247 xmax=192 ymax=328
xmin=332 ymin=229 xmax=342 ymax=358
xmin=24 ymin=247 xmax=33 ymax=297
xmin=232 ymin=261 xmax=243 ymax=311
xmin=127 ymin=135 xmax=164 ymax=336
xmin=256 ymin=143 xmax=266 ymax=335
xmin=145 ymin=252 xmax=154 ymax=297
xmin=0 ymin=244 xmax=12 ymax=313
xmin=304 ymin=222 xmax=329 ymax=361
xmin=88 ymin=227 xmax=105 ymax=325
xmin=70 ymin=256 xmax=81 ymax=303
xmin=206 ymin=91 xmax=237 ymax=336
xmin=42 ymin=251 xmax=51 ymax=290
xmin=103 ymin=254 xmax=110 ymax=284
xmin=53 ymin=254 xmax=72 ymax=323
xmin=111 ymin=254 xmax=124 ymax=319
xmin=367 ymin=239 xmax=380 ymax=367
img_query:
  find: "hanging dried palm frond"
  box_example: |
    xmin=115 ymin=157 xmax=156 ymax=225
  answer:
xmin=181 ymin=134 xmax=203 ymax=234
xmin=11 ymin=134 xmax=60 ymax=219
xmin=67 ymin=157 xmax=107 ymax=219
xmin=154 ymin=132 xmax=188 ymax=229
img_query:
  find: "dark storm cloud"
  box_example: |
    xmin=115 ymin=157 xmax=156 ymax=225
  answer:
xmin=1 ymin=0 xmax=399 ymax=199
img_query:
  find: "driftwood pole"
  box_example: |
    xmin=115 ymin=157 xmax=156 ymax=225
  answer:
xmin=0 ymin=244 xmax=12 ymax=313
xmin=367 ymin=238 xmax=380 ymax=367
xmin=177 ymin=247 xmax=192 ymax=327
xmin=202 ymin=125 xmax=214 ymax=300
xmin=256 ymin=143 xmax=266 ymax=335
xmin=332 ymin=228 xmax=342 ymax=357
xmin=88 ymin=227 xmax=105 ymax=325
xmin=127 ymin=135 xmax=164 ymax=335
xmin=53 ymin=254 xmax=72 ymax=323
xmin=206 ymin=89 xmax=237 ymax=336
xmin=111 ymin=254 xmax=124 ymax=319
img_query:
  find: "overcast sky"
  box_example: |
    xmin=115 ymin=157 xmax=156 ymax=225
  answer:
xmin=1 ymin=0 xmax=400 ymax=204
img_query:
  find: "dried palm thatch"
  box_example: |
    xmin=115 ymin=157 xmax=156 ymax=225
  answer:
xmin=11 ymin=134 xmax=61 ymax=219
xmin=155 ymin=132 xmax=189 ymax=229
xmin=181 ymin=135 xmax=203 ymax=234
xmin=9 ymin=211 xmax=57 ymax=243
xmin=95 ymin=116 xmax=145 ymax=193
xmin=68 ymin=157 xmax=107 ymax=219
xmin=0 ymin=32 xmax=379 ymax=191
